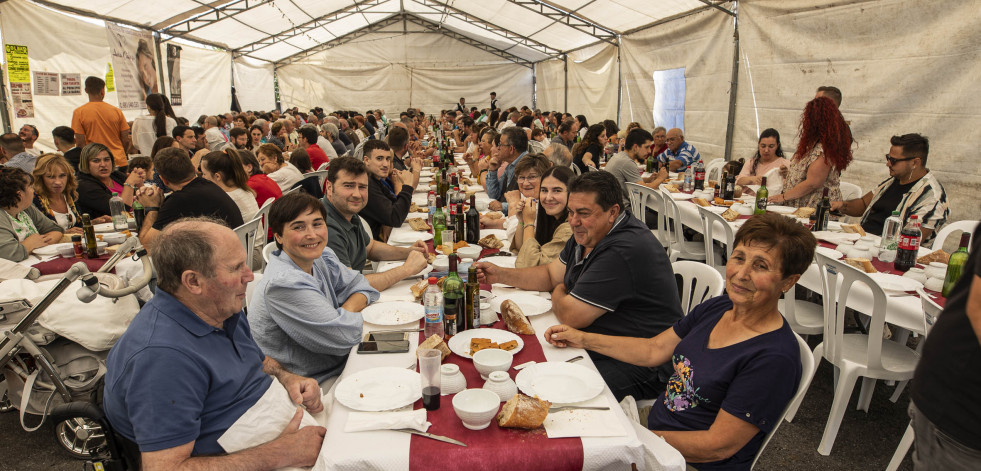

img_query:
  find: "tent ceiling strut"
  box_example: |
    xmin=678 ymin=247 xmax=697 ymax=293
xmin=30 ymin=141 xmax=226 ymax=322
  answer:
xmin=505 ymin=0 xmax=617 ymax=46
xmin=413 ymin=0 xmax=561 ymax=59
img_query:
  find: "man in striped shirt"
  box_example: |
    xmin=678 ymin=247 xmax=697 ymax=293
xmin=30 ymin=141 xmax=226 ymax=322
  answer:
xmin=655 ymin=128 xmax=701 ymax=172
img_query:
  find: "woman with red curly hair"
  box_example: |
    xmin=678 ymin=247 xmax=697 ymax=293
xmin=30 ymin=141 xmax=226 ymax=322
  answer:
xmin=770 ymin=96 xmax=852 ymax=208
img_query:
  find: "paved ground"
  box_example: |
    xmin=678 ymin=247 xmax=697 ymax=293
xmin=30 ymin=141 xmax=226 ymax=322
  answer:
xmin=0 ymin=337 xmax=914 ymax=470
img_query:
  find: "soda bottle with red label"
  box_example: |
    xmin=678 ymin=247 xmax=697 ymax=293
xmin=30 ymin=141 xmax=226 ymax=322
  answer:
xmin=693 ymin=159 xmax=706 ymax=191
xmin=894 ymin=215 xmax=921 ymax=272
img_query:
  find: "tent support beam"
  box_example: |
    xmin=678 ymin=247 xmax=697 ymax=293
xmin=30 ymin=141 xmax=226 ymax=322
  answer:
xmin=159 ymin=0 xmax=263 ymax=38
xmin=723 ymin=3 xmax=739 ymax=162
xmin=274 ymin=14 xmax=404 ymax=67
xmin=616 ymin=39 xmax=622 ymax=126
xmin=697 ymin=0 xmax=736 ymax=17
xmin=506 ymin=0 xmax=617 ymax=46
xmin=415 ymin=0 xmax=561 ymax=59
xmin=563 ymin=54 xmax=569 ymax=114
xmin=406 ymin=16 xmax=532 ymax=68
xmin=532 ymin=63 xmax=537 ymax=110
xmin=233 ymin=0 xmax=390 ymax=59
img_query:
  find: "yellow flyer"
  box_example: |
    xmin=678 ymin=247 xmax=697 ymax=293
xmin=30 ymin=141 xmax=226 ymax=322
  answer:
xmin=4 ymin=44 xmax=30 ymax=83
xmin=105 ymin=63 xmax=116 ymax=92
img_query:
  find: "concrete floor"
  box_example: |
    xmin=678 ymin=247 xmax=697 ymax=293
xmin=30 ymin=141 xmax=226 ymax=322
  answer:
xmin=0 ymin=340 xmax=914 ymax=470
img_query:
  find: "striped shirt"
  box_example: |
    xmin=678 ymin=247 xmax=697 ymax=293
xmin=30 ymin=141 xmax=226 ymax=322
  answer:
xmin=861 ymin=171 xmax=948 ymax=245
xmin=656 ymin=141 xmax=701 ymax=172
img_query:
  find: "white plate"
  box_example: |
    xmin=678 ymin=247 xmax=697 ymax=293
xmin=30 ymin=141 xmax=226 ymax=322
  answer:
xmin=827 ymin=221 xmax=843 ymax=231
xmin=32 ymin=243 xmax=74 ymax=256
xmin=334 ymin=367 xmax=422 ymax=411
xmin=490 ymin=293 xmax=552 ymax=316
xmin=361 ymin=301 xmax=426 ymax=326
xmin=375 ymin=261 xmax=433 ymax=278
xmin=388 ymin=231 xmax=433 ymax=245
xmin=93 ymin=223 xmax=117 ymax=233
xmin=420 ymin=170 xmax=433 ymax=177
xmin=447 ymin=328 xmax=524 ymax=359
xmin=479 ymin=228 xmax=508 ymax=240
xmin=411 ymin=193 xmax=430 ymax=205
xmin=670 ymin=193 xmax=696 ymax=200
xmin=867 ymin=273 xmax=923 ymax=292
xmin=765 ymin=205 xmax=797 ymax=214
xmin=481 ymin=256 xmax=516 ymax=268
xmin=815 ymin=246 xmax=844 ymax=260
xmin=702 ymin=205 xmax=728 ymax=214
xmin=515 ymin=362 xmax=605 ymax=404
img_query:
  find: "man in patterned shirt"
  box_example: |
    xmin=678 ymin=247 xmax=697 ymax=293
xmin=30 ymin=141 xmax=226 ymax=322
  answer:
xmin=656 ymin=128 xmax=701 ymax=172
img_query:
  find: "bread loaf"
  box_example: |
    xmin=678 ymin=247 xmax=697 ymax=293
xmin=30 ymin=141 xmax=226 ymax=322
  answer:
xmin=793 ymin=207 xmax=816 ymax=218
xmin=407 ymin=217 xmax=430 ymax=231
xmin=417 ymin=334 xmax=451 ymax=361
xmin=692 ymin=198 xmax=711 ymax=207
xmin=841 ymin=224 xmax=867 ymax=236
xmin=917 ymin=250 xmax=950 ymax=265
xmin=663 ymin=184 xmax=679 ymax=193
xmin=721 ymin=208 xmax=739 ymax=222
xmin=478 ymin=234 xmax=504 ymax=249
xmin=410 ymin=278 xmax=429 ymax=299
xmin=501 ymin=299 xmax=535 ymax=335
xmin=497 ymin=394 xmax=550 ymax=429
xmin=844 ymin=257 xmax=877 ymax=273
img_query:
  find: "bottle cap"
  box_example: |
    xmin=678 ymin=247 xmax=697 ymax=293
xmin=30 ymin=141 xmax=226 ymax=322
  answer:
xmin=428 ymin=277 xmax=437 ymax=284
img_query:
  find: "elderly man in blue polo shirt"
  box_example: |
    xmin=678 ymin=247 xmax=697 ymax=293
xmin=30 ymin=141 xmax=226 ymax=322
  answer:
xmin=474 ymin=171 xmax=683 ymax=401
xmin=104 ymin=218 xmax=325 ymax=470
xmin=656 ymin=128 xmax=701 ymax=172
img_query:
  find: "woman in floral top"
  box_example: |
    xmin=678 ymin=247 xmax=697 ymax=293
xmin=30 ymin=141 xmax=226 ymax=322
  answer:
xmin=770 ymin=97 xmax=852 ymax=209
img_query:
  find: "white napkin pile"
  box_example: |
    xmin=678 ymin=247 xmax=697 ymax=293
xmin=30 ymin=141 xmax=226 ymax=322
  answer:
xmin=344 ymin=406 xmax=430 ymax=433
xmin=543 ymin=395 xmax=626 ymax=439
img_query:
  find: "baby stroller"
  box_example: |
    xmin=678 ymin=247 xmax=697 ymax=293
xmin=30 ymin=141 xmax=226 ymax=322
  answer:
xmin=0 ymin=237 xmax=151 ymax=468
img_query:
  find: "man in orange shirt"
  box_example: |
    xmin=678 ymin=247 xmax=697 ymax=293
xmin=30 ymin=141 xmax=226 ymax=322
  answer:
xmin=71 ymin=76 xmax=131 ymax=169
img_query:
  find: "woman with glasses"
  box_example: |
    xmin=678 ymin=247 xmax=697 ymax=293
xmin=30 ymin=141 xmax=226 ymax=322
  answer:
xmin=769 ymin=97 xmax=852 ymax=208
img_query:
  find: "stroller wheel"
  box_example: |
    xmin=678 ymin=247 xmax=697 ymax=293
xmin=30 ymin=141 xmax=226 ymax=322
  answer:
xmin=53 ymin=417 xmax=109 ymax=459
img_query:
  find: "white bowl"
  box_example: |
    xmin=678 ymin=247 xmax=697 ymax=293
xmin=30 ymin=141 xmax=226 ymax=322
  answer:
xmin=57 ymin=244 xmax=76 ymax=257
xmin=457 ymin=245 xmax=481 ymax=260
xmin=101 ymin=233 xmax=127 ymax=245
xmin=472 ymin=348 xmax=513 ymax=379
xmin=925 ymin=262 xmax=947 ymax=280
xmin=452 ymin=388 xmax=501 ymax=430
xmin=924 ymin=277 xmax=944 ymax=292
xmin=433 ymin=255 xmax=450 ymax=272
xmin=440 ymin=364 xmax=467 ymax=395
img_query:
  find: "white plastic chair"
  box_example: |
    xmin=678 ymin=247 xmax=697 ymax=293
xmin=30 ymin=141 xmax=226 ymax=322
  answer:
xmin=696 ymin=205 xmax=735 ymax=276
xmin=671 ymin=260 xmax=724 ymax=315
xmin=262 ymin=241 xmax=278 ymax=264
xmin=317 ymin=161 xmax=329 ymax=171
xmin=778 ymin=283 xmax=824 ymax=340
xmin=931 ymin=219 xmax=978 ymax=250
xmin=796 ymin=253 xmax=921 ymax=455
xmin=283 ymin=186 xmax=301 ymax=195
xmin=626 ymin=182 xmax=646 ymax=221
xmin=704 ymin=158 xmax=725 ymax=184
xmin=659 ymin=188 xmax=706 ymax=262
xmin=627 ymin=182 xmax=669 ymax=246
xmin=839 ymin=181 xmax=863 ymax=201
xmin=307 ymin=169 xmax=328 ymax=190
xmin=252 ymin=198 xmax=276 ymax=270
xmin=885 ymin=289 xmax=943 ymax=471
xmin=752 ymin=331 xmax=816 ymax=469
xmin=233 ymin=216 xmax=262 ymax=272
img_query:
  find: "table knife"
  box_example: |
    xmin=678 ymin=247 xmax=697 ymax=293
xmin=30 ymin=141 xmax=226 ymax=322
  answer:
xmin=395 ymin=429 xmax=467 ymax=447
xmin=548 ymin=406 xmax=610 ymax=413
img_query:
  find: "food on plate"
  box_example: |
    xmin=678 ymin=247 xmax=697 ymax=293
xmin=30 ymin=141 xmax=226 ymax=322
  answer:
xmin=844 ymin=257 xmax=877 ymax=273
xmin=721 ymin=208 xmax=740 ymax=222
xmin=406 ymin=217 xmax=430 ymax=231
xmin=792 ymin=207 xmax=816 ymax=218
xmin=498 ymin=340 xmax=519 ymax=351
xmin=841 ymin=224 xmax=867 ymax=236
xmin=454 ymin=241 xmax=469 ymax=250
xmin=410 ymin=278 xmax=430 ymax=299
xmin=713 ymin=197 xmax=734 ymax=207
xmin=482 ymin=211 xmax=504 ymax=220
xmin=418 ymin=334 xmax=451 ymax=360
xmin=497 ymin=393 xmax=551 ymax=429
xmin=409 ymin=202 xmax=428 ymax=213
xmin=692 ymin=198 xmax=711 ymax=207
xmin=501 ymin=299 xmax=535 ymax=335
xmin=426 ymin=252 xmax=437 ymax=264
xmin=470 ymin=338 xmax=498 ymax=355
xmin=663 ymin=183 xmax=680 ymax=193
xmin=478 ymin=234 xmax=504 ymax=250
xmin=917 ymin=250 xmax=950 ymax=265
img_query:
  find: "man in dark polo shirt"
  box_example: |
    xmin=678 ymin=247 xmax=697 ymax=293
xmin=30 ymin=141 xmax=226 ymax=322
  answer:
xmin=135 ymin=147 xmax=244 ymax=250
xmin=474 ymin=171 xmax=683 ymax=401
xmin=322 ymin=157 xmax=428 ymax=291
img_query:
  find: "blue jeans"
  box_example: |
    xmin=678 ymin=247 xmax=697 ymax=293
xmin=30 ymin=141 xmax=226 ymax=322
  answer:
xmin=909 ymin=402 xmax=981 ymax=471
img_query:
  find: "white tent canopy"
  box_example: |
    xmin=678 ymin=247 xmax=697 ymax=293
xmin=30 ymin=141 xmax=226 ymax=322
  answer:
xmin=1 ymin=0 xmax=978 ymax=224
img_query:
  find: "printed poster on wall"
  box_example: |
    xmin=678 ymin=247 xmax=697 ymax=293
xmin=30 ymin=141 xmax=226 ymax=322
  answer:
xmin=10 ymin=82 xmax=34 ymax=118
xmin=4 ymin=44 xmax=30 ymax=83
xmin=105 ymin=22 xmax=158 ymax=109
xmin=34 ymin=71 xmax=59 ymax=95
xmin=167 ymin=44 xmax=182 ymax=106
xmin=61 ymin=73 xmax=81 ymax=95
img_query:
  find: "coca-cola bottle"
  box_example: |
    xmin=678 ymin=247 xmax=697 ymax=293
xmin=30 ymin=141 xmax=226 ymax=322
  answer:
xmin=894 ymin=215 xmax=922 ymax=273
xmin=692 ymin=159 xmax=705 ymax=191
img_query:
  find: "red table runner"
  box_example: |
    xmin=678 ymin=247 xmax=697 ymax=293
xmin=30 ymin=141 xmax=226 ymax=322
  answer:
xmin=32 ymin=254 xmax=114 ymax=276
xmin=816 ymin=240 xmax=946 ymax=307
xmin=408 ymin=324 xmax=584 ymax=470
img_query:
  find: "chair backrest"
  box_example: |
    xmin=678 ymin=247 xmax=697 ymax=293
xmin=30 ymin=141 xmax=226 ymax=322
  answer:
xmin=839 ymin=181 xmax=863 ymax=201
xmin=659 ymin=188 xmax=687 ymax=247
xmin=252 ymin=197 xmax=276 ymax=253
xmin=752 ymin=332 xmax=816 ymax=469
xmin=704 ymin=158 xmax=725 ymax=183
xmin=696 ymin=205 xmax=736 ymax=273
xmin=308 ymin=169 xmax=329 ymax=190
xmin=916 ymin=288 xmax=943 ymax=335
xmin=931 ymin=219 xmax=978 ymax=251
xmin=814 ymin=252 xmax=890 ymax=370
xmin=233 ymin=216 xmax=262 ymax=271
xmin=317 ymin=161 xmax=329 ymax=171
xmin=283 ymin=186 xmax=301 ymax=195
xmin=262 ymin=241 xmax=277 ymax=264
xmin=645 ymin=188 xmax=671 ymax=246
xmin=671 ymin=260 xmax=725 ymax=315
xmin=625 ymin=182 xmax=646 ymax=222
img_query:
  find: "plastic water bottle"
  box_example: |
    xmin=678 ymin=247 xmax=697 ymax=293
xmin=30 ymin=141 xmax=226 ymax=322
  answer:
xmin=109 ymin=192 xmax=128 ymax=231
xmin=877 ymin=210 xmax=902 ymax=263
xmin=423 ymin=277 xmax=445 ymax=339
xmin=683 ymin=166 xmax=694 ymax=192
xmin=427 ymin=190 xmax=436 ymax=225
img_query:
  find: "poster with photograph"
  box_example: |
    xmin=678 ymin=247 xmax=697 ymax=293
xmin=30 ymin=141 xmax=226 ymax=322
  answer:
xmin=105 ymin=22 xmax=158 ymax=109
xmin=10 ymin=82 xmax=34 ymax=118
xmin=61 ymin=73 xmax=82 ymax=95
xmin=4 ymin=44 xmax=30 ymax=84
xmin=34 ymin=71 xmax=59 ymax=95
xmin=167 ymin=44 xmax=182 ymax=106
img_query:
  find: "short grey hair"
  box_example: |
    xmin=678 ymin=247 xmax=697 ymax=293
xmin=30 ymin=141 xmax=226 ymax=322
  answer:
xmin=325 ymin=116 xmax=340 ymax=126
xmin=544 ymin=142 xmax=573 ymax=167
xmin=653 ymin=126 xmax=666 ymax=135
xmin=151 ymin=217 xmax=227 ymax=294
xmin=322 ymin=123 xmax=339 ymax=139
xmin=253 ymin=118 xmax=268 ymax=130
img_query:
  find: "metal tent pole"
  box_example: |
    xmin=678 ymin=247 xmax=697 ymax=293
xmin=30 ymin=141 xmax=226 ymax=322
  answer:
xmin=563 ymin=54 xmax=568 ymax=113
xmin=723 ymin=4 xmax=740 ymax=162
xmin=532 ymin=62 xmax=537 ymax=109
xmin=616 ymin=37 xmax=622 ymax=126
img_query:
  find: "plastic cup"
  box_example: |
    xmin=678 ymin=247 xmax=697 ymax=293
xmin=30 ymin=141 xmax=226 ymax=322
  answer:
xmin=418 ymin=349 xmax=442 ymax=410
xmin=441 ymin=230 xmax=454 ymax=252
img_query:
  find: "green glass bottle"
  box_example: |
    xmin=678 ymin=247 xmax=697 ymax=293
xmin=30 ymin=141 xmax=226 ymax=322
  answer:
xmin=942 ymin=233 xmax=971 ymax=297
xmin=646 ymin=154 xmax=655 ymax=173
xmin=754 ymin=176 xmax=769 ymax=215
xmin=442 ymin=254 xmax=465 ymax=336
xmin=432 ymin=196 xmax=446 ymax=248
